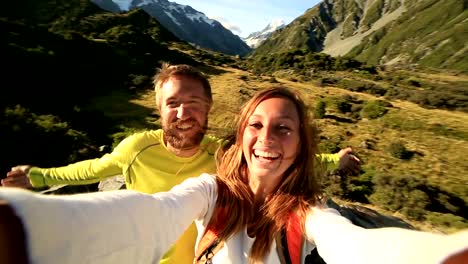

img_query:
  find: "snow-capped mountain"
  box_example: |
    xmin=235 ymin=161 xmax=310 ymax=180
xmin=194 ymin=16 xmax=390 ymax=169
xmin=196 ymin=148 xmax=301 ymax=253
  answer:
xmin=92 ymin=0 xmax=251 ymax=55
xmin=243 ymin=19 xmax=285 ymax=48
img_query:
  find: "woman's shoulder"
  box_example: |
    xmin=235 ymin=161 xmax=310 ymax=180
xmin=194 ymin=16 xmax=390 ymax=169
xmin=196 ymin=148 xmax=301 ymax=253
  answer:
xmin=170 ymin=173 xmax=217 ymax=193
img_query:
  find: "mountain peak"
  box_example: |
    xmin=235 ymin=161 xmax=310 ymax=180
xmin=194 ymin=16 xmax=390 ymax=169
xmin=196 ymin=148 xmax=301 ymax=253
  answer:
xmin=263 ymin=19 xmax=285 ymax=33
xmin=244 ymin=19 xmax=285 ymax=48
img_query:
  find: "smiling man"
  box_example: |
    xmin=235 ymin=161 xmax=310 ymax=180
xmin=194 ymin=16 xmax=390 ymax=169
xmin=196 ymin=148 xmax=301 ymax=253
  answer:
xmin=1 ymin=63 xmax=224 ymax=264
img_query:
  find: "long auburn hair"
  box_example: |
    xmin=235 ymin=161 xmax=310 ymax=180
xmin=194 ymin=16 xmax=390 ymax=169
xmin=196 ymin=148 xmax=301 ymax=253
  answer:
xmin=210 ymin=86 xmax=323 ymax=263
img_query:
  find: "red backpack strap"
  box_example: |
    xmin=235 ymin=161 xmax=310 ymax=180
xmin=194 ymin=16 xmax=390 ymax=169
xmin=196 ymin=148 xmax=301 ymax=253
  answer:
xmin=286 ymin=212 xmax=303 ymax=264
xmin=195 ymin=207 xmax=228 ymax=263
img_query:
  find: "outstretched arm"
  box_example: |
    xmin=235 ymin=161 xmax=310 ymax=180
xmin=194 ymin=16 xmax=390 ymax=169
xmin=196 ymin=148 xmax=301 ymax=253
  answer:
xmin=305 ymin=207 xmax=468 ymax=264
xmin=1 ymin=133 xmax=145 ymax=189
xmin=316 ymin=147 xmax=361 ymax=173
xmin=0 ymin=174 xmax=216 ymax=264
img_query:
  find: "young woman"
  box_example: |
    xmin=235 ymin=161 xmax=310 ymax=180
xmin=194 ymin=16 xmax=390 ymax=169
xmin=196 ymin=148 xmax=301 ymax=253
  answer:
xmin=1 ymin=87 xmax=467 ymax=264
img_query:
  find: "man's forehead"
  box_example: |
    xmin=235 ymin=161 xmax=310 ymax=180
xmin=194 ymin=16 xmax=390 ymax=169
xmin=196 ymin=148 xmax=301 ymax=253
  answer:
xmin=162 ymin=76 xmax=202 ymax=89
xmin=161 ymin=77 xmax=210 ymax=101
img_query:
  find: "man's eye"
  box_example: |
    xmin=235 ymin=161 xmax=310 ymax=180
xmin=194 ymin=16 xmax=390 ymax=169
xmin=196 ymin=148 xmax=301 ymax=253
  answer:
xmin=167 ymin=102 xmax=178 ymax=107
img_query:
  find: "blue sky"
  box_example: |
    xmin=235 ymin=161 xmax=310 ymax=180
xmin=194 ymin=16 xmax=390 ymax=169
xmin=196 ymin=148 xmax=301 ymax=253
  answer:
xmin=172 ymin=0 xmax=321 ymax=38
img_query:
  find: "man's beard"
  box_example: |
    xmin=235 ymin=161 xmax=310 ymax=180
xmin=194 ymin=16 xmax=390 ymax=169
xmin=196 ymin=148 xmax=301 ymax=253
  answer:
xmin=163 ymin=118 xmax=207 ymax=150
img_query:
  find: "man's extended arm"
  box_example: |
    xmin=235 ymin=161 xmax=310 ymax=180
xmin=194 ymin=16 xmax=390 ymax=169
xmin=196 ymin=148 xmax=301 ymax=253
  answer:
xmin=1 ymin=134 xmax=140 ymax=188
xmin=317 ymin=147 xmax=361 ymax=173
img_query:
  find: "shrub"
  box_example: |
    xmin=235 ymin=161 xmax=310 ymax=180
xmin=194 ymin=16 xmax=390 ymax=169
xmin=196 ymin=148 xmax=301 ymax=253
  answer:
xmin=334 ymin=98 xmax=352 ymax=113
xmin=314 ymin=100 xmax=326 ymax=119
xmin=318 ymin=77 xmax=340 ymax=86
xmin=1 ymin=105 xmax=95 ymax=176
xmin=319 ymin=140 xmax=341 ymax=154
xmin=268 ymin=76 xmax=278 ymax=83
xmin=425 ymin=212 xmax=468 ymax=229
xmin=406 ymin=77 xmax=422 ymax=87
xmin=360 ymin=100 xmax=388 ymax=119
xmin=239 ymin=75 xmax=248 ymax=81
xmin=369 ymin=174 xmax=429 ymax=212
xmin=388 ymin=141 xmax=413 ymax=159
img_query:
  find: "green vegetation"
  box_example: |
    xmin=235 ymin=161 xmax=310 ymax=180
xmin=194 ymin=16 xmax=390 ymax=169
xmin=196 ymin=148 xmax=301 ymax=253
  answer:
xmin=246 ymin=48 xmax=376 ymax=75
xmin=251 ymin=0 xmax=467 ymax=73
xmin=360 ymin=100 xmax=389 ymax=119
xmin=314 ymin=100 xmax=326 ymax=119
xmin=387 ymin=141 xmax=413 ymax=160
xmin=324 ymin=170 xmax=468 ymax=230
xmin=0 ymin=105 xmax=104 ymax=173
xmin=348 ymin=0 xmax=468 ymax=72
xmin=360 ymin=0 xmax=384 ymax=31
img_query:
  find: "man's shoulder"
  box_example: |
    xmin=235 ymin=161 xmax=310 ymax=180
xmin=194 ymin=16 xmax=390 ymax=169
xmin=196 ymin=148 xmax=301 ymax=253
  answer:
xmin=201 ymin=134 xmax=226 ymax=155
xmin=116 ymin=129 xmax=163 ymax=150
xmin=125 ymin=129 xmax=162 ymax=142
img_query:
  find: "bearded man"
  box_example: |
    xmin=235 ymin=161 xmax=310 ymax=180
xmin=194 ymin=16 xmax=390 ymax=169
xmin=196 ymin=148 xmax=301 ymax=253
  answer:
xmin=1 ymin=63 xmax=224 ymax=264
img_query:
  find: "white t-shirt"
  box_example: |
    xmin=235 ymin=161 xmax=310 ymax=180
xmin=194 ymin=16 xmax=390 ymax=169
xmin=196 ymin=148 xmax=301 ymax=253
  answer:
xmin=1 ymin=173 xmax=467 ymax=264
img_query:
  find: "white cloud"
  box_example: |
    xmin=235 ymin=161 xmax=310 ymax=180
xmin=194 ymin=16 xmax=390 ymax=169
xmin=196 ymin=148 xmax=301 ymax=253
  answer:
xmin=209 ymin=16 xmax=242 ymax=35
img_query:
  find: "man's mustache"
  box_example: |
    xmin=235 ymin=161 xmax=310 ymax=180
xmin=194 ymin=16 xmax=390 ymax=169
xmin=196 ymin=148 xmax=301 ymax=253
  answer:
xmin=168 ymin=118 xmax=206 ymax=130
xmin=171 ymin=118 xmax=195 ymax=126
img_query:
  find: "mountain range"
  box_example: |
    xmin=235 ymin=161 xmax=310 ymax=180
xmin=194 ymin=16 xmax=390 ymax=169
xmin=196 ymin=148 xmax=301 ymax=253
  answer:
xmin=252 ymin=0 xmax=467 ymax=71
xmin=62 ymin=0 xmax=467 ymax=71
xmin=92 ymin=0 xmax=252 ymax=56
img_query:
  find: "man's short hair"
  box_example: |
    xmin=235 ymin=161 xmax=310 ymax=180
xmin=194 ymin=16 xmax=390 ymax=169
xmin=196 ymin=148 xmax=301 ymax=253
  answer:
xmin=153 ymin=62 xmax=212 ymax=110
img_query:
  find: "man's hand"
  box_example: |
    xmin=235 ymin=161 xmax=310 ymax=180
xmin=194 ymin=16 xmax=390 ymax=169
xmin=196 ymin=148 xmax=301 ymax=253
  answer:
xmin=337 ymin=147 xmax=361 ymax=174
xmin=1 ymin=166 xmax=33 ymax=188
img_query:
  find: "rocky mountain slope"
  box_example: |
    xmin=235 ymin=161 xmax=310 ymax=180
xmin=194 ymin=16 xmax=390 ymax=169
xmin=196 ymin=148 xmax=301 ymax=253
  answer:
xmin=92 ymin=0 xmax=252 ymax=56
xmin=252 ymin=0 xmax=467 ymax=72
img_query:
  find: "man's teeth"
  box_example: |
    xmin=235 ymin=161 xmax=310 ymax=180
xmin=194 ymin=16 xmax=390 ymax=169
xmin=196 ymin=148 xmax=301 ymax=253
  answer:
xmin=254 ymin=150 xmax=280 ymax=158
xmin=177 ymin=124 xmax=193 ymax=129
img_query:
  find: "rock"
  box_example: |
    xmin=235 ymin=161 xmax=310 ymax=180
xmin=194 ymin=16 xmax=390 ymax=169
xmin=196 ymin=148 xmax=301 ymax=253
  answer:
xmin=326 ymin=199 xmax=414 ymax=229
xmin=98 ymin=175 xmax=126 ymax=191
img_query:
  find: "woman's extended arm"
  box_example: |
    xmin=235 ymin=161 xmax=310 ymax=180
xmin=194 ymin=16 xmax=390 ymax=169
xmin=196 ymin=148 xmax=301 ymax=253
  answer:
xmin=0 ymin=173 xmax=217 ymax=264
xmin=305 ymin=207 xmax=468 ymax=264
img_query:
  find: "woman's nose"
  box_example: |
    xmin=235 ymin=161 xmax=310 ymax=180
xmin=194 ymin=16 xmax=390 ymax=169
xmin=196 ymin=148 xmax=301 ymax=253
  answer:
xmin=258 ymin=126 xmax=274 ymax=144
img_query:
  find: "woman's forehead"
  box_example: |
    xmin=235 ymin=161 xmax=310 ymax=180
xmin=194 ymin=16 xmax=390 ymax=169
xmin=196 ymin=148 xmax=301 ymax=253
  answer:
xmin=251 ymin=97 xmax=299 ymax=118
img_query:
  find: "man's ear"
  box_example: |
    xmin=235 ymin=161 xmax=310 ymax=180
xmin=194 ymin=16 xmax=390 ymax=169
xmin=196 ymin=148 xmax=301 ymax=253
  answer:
xmin=0 ymin=199 xmax=29 ymax=264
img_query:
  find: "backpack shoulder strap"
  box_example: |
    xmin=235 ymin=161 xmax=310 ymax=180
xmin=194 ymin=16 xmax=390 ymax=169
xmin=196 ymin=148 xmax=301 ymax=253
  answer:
xmin=286 ymin=212 xmax=303 ymax=264
xmin=195 ymin=207 xmax=228 ymax=263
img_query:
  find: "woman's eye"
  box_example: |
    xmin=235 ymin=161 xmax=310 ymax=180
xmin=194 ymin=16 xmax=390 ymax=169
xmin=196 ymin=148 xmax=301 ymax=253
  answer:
xmin=278 ymin=125 xmax=292 ymax=133
xmin=249 ymin=123 xmax=262 ymax=129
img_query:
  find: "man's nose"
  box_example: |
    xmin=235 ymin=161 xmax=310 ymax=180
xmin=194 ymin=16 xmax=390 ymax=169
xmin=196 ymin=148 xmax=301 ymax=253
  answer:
xmin=176 ymin=104 xmax=190 ymax=120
